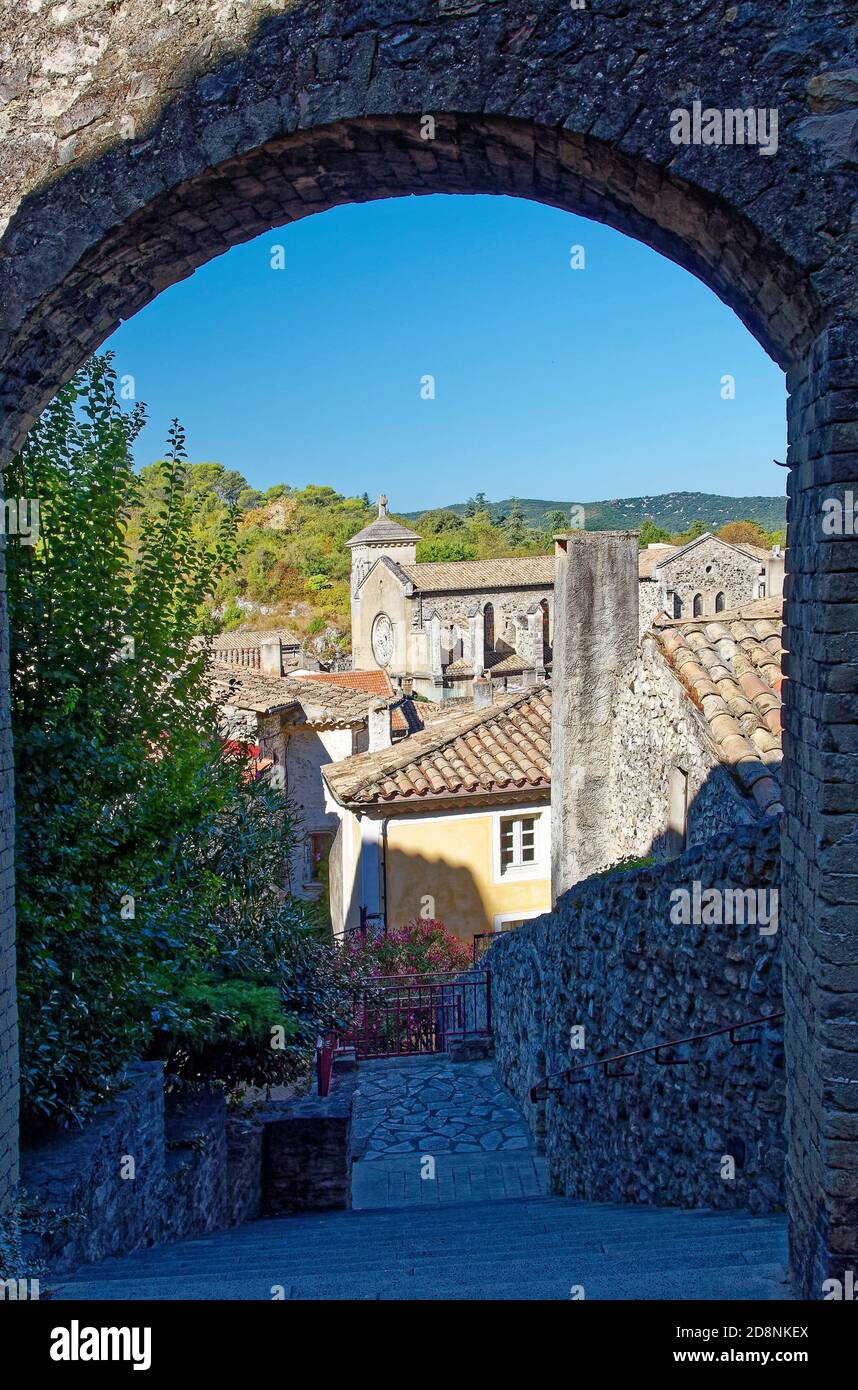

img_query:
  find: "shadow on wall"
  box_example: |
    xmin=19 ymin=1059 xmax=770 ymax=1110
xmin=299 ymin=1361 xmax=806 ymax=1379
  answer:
xmin=339 ymin=835 xmax=499 ymax=944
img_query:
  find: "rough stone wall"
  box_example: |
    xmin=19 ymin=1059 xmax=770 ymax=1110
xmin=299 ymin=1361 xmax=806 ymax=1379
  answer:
xmin=638 ymin=577 xmax=664 ymax=635
xmin=0 ymin=530 xmax=16 ymax=1211
xmin=606 ymin=636 xmax=759 ymax=862
xmin=18 ymin=1060 xmax=337 ymax=1275
xmin=261 ymin=1069 xmax=355 ymax=1213
xmin=484 ymin=823 xmax=784 ymax=1215
xmin=20 ymin=1062 xmax=168 ymax=1275
xmin=782 ymin=321 xmax=858 ymax=1299
xmin=658 ymin=536 xmax=766 ymax=619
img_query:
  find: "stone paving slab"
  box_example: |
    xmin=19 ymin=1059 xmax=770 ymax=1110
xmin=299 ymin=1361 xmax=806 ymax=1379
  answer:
xmin=350 ymin=1053 xmax=548 ymax=1209
xmin=351 ymin=1054 xmax=534 ymax=1161
xmin=352 ymin=1151 xmax=549 ymax=1210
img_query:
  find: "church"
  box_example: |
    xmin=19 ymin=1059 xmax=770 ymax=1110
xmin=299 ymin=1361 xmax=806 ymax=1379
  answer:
xmin=347 ymin=496 xmax=784 ymax=702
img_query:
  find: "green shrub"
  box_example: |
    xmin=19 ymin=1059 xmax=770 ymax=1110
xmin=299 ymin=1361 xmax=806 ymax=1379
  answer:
xmin=6 ymin=357 xmax=346 ymax=1134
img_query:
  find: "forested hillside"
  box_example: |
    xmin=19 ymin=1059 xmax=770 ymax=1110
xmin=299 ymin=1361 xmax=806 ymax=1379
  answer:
xmin=406 ymin=490 xmax=787 ymax=534
xmin=129 ymin=466 xmax=786 ymax=660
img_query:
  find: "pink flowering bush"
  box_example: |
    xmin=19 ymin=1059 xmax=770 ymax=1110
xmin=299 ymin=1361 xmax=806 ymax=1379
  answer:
xmin=340 ymin=918 xmax=471 ymax=979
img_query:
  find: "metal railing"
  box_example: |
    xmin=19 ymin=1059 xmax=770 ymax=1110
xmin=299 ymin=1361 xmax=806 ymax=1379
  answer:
xmin=344 ymin=970 xmax=492 ymax=1060
xmin=529 ymin=1010 xmax=784 ymax=1102
xmin=344 ymin=908 xmax=386 ymax=940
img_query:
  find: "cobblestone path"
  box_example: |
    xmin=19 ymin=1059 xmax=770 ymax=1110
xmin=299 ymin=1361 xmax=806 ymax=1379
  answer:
xmin=350 ymin=1054 xmax=549 ymax=1209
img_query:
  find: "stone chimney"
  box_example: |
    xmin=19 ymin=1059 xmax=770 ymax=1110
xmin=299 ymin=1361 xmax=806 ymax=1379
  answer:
xmin=472 ymin=673 xmax=493 ymax=710
xmin=260 ymin=637 xmax=283 ymax=677
xmin=367 ymin=698 xmax=392 ymax=752
xmin=551 ymin=530 xmax=639 ymax=902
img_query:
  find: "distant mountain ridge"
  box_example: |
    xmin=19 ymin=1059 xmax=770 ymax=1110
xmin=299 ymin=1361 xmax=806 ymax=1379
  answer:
xmin=404 ymin=491 xmax=786 ymax=534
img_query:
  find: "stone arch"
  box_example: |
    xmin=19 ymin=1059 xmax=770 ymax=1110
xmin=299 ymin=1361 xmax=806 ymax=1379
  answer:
xmin=0 ymin=1 xmax=855 ymax=1297
xmin=715 ymin=592 xmax=726 ymax=614
xmin=0 ymin=99 xmax=825 ymax=457
xmin=693 ymin=593 xmax=703 ymax=618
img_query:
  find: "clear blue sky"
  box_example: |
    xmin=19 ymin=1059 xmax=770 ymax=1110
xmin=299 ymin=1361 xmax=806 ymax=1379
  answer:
xmin=104 ymin=193 xmax=788 ymax=510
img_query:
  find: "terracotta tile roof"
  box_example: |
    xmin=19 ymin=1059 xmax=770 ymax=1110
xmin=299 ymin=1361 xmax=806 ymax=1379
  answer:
xmin=211 ymin=626 xmax=303 ymax=651
xmin=651 ymin=597 xmax=784 ymax=816
xmin=638 ymin=545 xmax=678 ymax=578
xmin=443 ymin=650 xmax=535 ymax=678
xmin=208 ymin=666 xmax=394 ymax=726
xmin=323 ymin=687 xmax=552 ymax=806
xmin=300 ymin=669 xmax=412 ymax=733
xmin=399 ymin=556 xmax=555 ymax=593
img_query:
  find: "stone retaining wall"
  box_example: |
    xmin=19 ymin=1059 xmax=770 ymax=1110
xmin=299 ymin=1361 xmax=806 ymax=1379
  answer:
xmin=19 ymin=1062 xmax=350 ymax=1276
xmin=482 ymin=822 xmax=784 ymax=1214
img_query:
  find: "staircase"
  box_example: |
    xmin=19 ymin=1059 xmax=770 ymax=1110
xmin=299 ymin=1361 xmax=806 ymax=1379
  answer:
xmin=54 ymin=1197 xmax=790 ymax=1301
xmin=52 ymin=1056 xmax=791 ymax=1300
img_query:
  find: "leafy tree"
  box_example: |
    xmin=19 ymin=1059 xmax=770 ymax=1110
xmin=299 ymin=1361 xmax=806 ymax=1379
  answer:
xmin=670 ymin=518 xmax=708 ymax=546
xmin=504 ymin=498 xmax=527 ymax=547
xmin=6 ymin=356 xmax=341 ymax=1133
xmin=638 ymin=519 xmax=672 ymax=548
xmin=545 ymin=509 xmax=568 ymax=534
xmin=416 ymin=536 xmax=478 ymax=564
xmin=416 ymin=508 xmax=465 ymax=535
xmin=716 ymin=519 xmax=771 ymax=549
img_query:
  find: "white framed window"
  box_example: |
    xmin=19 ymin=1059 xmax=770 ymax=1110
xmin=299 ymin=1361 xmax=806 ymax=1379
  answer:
xmin=500 ymin=815 xmax=536 ymax=871
xmin=492 ymin=807 xmax=548 ymax=882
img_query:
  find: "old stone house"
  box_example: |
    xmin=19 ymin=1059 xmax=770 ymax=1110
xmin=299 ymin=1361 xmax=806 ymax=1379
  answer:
xmin=350 ymin=499 xmax=784 ymax=700
xmin=637 ymin=532 xmax=785 ymax=629
xmin=209 ymin=661 xmax=403 ymax=904
xmin=607 ymin=596 xmax=784 ymax=863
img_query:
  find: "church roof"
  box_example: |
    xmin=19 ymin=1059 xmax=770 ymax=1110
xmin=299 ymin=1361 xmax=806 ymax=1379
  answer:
xmin=346 ymin=494 xmax=422 ymax=548
xmin=400 ymin=555 xmax=555 ymax=593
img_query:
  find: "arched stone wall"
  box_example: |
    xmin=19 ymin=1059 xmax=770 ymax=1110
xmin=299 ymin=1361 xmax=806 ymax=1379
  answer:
xmin=0 ymin=1 xmax=855 ymax=1293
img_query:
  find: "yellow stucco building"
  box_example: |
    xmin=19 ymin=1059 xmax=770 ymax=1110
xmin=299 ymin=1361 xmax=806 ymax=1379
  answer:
xmin=323 ymin=687 xmax=552 ymax=945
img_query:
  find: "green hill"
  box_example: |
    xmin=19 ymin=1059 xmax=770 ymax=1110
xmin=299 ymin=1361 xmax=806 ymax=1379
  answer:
xmin=404 ymin=492 xmax=786 ymax=534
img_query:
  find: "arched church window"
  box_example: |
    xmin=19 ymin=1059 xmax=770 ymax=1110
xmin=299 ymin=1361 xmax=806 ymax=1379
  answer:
xmin=540 ymin=598 xmax=551 ymax=664
xmin=715 ymin=591 xmax=726 ymax=613
xmin=693 ymin=593 xmax=703 ymax=617
xmin=483 ymin=602 xmax=495 ymax=664
xmin=673 ymin=593 xmax=683 ymax=619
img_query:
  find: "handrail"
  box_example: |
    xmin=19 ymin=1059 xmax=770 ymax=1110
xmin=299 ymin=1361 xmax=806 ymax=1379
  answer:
xmin=529 ymin=1010 xmax=784 ymax=1102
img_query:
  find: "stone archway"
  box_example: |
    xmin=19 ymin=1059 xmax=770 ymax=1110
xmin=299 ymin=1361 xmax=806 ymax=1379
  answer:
xmin=0 ymin=1 xmax=855 ymax=1297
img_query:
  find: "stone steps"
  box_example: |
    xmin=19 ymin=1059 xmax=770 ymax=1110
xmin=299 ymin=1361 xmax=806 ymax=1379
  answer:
xmin=54 ymin=1196 xmax=790 ymax=1302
